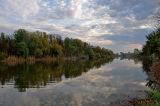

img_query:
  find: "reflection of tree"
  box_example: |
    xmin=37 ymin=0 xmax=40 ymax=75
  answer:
xmin=0 ymin=58 xmax=113 ymax=92
xmin=119 ymin=56 xmax=153 ymax=72
xmin=142 ymin=58 xmax=153 ymax=72
xmin=142 ymin=58 xmax=160 ymax=91
xmin=118 ymin=56 xmax=142 ymax=65
xmin=0 ymin=63 xmax=15 ymax=85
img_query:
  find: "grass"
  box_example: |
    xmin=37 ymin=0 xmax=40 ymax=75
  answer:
xmin=1 ymin=55 xmax=89 ymax=66
xmin=145 ymin=60 xmax=160 ymax=106
xmin=148 ymin=90 xmax=160 ymax=100
xmin=146 ymin=90 xmax=160 ymax=106
xmin=2 ymin=56 xmax=57 ymax=65
xmin=3 ymin=56 xmax=26 ymax=65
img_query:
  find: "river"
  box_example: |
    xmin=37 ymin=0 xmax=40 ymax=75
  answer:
xmin=0 ymin=59 xmax=150 ymax=106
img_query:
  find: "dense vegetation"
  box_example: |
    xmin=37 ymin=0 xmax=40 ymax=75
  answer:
xmin=0 ymin=29 xmax=114 ymax=60
xmin=142 ymin=14 xmax=160 ymax=59
xmin=142 ymin=27 xmax=160 ymax=59
xmin=139 ymin=16 xmax=160 ymax=106
xmin=148 ymin=90 xmax=160 ymax=106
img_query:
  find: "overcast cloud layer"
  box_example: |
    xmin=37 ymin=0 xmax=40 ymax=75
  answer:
xmin=0 ymin=0 xmax=160 ymax=52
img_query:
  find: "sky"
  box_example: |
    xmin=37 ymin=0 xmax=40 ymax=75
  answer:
xmin=0 ymin=0 xmax=160 ymax=52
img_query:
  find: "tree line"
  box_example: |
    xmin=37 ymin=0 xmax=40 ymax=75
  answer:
xmin=0 ymin=29 xmax=114 ymax=60
xmin=117 ymin=48 xmax=142 ymax=59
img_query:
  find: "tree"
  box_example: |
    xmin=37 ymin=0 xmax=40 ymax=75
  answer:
xmin=0 ymin=29 xmax=114 ymax=59
xmin=85 ymin=46 xmax=94 ymax=59
xmin=64 ymin=37 xmax=73 ymax=56
xmin=14 ymin=29 xmax=28 ymax=43
xmin=142 ymin=27 xmax=160 ymax=58
xmin=0 ymin=33 xmax=10 ymax=53
xmin=16 ymin=42 xmax=29 ymax=57
xmin=134 ymin=49 xmax=141 ymax=55
xmin=50 ymin=41 xmax=63 ymax=56
xmin=0 ymin=52 xmax=7 ymax=60
xmin=35 ymin=48 xmax=43 ymax=57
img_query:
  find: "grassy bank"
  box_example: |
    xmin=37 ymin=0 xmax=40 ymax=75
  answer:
xmin=1 ymin=55 xmax=92 ymax=65
xmin=1 ymin=56 xmax=57 ymax=65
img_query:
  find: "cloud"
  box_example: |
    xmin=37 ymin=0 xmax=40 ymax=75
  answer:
xmin=107 ymin=42 xmax=143 ymax=53
xmin=126 ymin=43 xmax=143 ymax=50
xmin=0 ymin=0 xmax=40 ymax=19
xmin=97 ymin=40 xmax=113 ymax=46
xmin=0 ymin=0 xmax=159 ymax=52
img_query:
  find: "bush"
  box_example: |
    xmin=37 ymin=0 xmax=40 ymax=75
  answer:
xmin=149 ymin=90 xmax=160 ymax=101
xmin=0 ymin=52 xmax=7 ymax=60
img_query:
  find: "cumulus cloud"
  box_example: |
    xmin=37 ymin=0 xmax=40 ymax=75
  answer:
xmin=107 ymin=42 xmax=143 ymax=53
xmin=127 ymin=43 xmax=143 ymax=49
xmin=0 ymin=0 xmax=40 ymax=19
xmin=0 ymin=0 xmax=159 ymax=52
xmin=97 ymin=40 xmax=113 ymax=46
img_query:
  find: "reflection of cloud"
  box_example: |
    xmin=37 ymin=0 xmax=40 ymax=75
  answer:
xmin=110 ymin=59 xmax=142 ymax=68
xmin=139 ymin=82 xmax=146 ymax=86
xmin=0 ymin=59 xmax=149 ymax=105
xmin=125 ymin=43 xmax=143 ymax=51
xmin=0 ymin=92 xmax=40 ymax=106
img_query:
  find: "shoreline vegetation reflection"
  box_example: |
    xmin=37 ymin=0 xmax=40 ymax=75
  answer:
xmin=0 ymin=58 xmax=113 ymax=92
xmin=119 ymin=55 xmax=160 ymax=91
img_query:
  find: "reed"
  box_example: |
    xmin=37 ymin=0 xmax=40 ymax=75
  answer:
xmin=3 ymin=56 xmax=25 ymax=65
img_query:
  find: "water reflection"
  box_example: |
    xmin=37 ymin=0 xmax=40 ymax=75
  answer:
xmin=0 ymin=59 xmax=149 ymax=106
xmin=0 ymin=59 xmax=113 ymax=92
xmin=142 ymin=59 xmax=160 ymax=91
xmin=120 ymin=56 xmax=160 ymax=91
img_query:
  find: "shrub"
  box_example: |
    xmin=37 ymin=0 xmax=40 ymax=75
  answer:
xmin=0 ymin=52 xmax=7 ymax=60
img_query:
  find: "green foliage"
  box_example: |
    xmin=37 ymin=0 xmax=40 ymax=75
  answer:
xmin=35 ymin=48 xmax=43 ymax=57
xmin=149 ymin=90 xmax=160 ymax=100
xmin=142 ymin=28 xmax=160 ymax=59
xmin=134 ymin=49 xmax=141 ymax=55
xmin=148 ymin=90 xmax=160 ymax=106
xmin=0 ymin=32 xmax=10 ymax=53
xmin=16 ymin=42 xmax=29 ymax=57
xmin=50 ymin=41 xmax=63 ymax=56
xmin=64 ymin=37 xmax=76 ymax=56
xmin=85 ymin=47 xmax=94 ymax=59
xmin=0 ymin=29 xmax=114 ymax=59
xmin=14 ymin=29 xmax=28 ymax=43
xmin=0 ymin=52 xmax=7 ymax=60
xmin=0 ymin=58 xmax=113 ymax=92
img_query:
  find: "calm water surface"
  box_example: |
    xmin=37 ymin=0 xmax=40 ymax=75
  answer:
xmin=0 ymin=59 xmax=150 ymax=106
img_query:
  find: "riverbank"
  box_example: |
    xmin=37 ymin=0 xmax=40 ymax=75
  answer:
xmin=0 ymin=55 xmax=104 ymax=65
xmin=1 ymin=56 xmax=54 ymax=65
